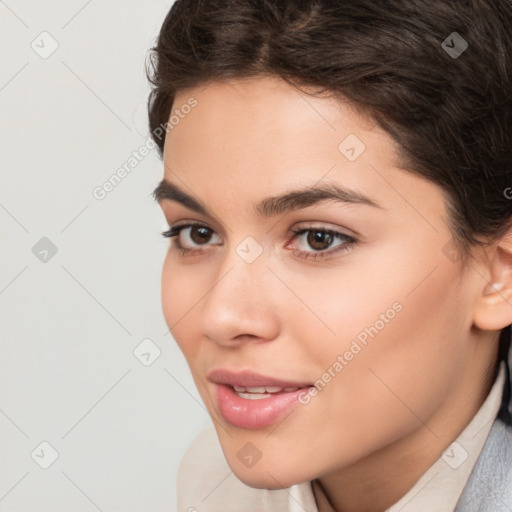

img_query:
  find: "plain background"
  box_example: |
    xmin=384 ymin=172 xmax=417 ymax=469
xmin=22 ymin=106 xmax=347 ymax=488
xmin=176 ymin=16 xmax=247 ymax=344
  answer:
xmin=1 ymin=1 xmax=212 ymax=510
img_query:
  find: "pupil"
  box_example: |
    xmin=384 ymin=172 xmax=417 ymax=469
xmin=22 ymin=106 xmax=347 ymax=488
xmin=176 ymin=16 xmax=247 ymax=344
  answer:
xmin=308 ymin=230 xmax=332 ymax=250
xmin=191 ymin=226 xmax=211 ymax=244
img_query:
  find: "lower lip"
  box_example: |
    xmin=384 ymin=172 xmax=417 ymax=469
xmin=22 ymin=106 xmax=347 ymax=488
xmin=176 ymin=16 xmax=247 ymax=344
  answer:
xmin=214 ymin=384 xmax=311 ymax=429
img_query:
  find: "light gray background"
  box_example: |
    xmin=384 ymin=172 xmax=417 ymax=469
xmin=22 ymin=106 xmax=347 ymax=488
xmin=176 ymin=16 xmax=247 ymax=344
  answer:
xmin=1 ymin=1 xmax=211 ymax=510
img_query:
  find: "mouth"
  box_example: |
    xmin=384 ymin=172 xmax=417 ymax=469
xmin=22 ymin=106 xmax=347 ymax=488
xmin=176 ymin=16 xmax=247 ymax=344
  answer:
xmin=207 ymin=369 xmax=314 ymax=429
xmin=207 ymin=368 xmax=312 ymax=389
xmin=231 ymin=384 xmax=304 ymax=399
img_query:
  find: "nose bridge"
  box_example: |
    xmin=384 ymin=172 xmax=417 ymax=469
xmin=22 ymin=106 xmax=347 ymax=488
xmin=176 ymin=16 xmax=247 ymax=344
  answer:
xmin=200 ymin=236 xmax=279 ymax=343
xmin=207 ymin=236 xmax=269 ymax=310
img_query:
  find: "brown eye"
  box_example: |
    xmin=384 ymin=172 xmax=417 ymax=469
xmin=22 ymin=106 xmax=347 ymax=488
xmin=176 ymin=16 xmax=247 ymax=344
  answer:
xmin=306 ymin=230 xmax=335 ymax=251
xmin=161 ymin=222 xmax=221 ymax=254
xmin=289 ymin=226 xmax=356 ymax=261
xmin=189 ymin=225 xmax=214 ymax=245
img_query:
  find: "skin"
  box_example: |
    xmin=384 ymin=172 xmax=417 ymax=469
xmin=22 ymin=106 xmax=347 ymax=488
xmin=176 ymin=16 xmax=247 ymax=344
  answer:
xmin=156 ymin=75 xmax=512 ymax=512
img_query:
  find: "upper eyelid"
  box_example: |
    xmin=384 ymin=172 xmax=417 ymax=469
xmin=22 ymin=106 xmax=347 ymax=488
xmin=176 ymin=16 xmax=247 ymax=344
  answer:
xmin=169 ymin=218 xmax=355 ymax=232
xmin=168 ymin=223 xmax=356 ymax=261
xmin=169 ymin=220 xmax=353 ymax=234
xmin=169 ymin=221 xmax=357 ymax=243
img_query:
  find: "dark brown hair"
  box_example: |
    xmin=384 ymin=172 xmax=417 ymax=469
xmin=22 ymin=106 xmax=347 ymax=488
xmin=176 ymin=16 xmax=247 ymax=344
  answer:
xmin=146 ymin=0 xmax=512 ymax=262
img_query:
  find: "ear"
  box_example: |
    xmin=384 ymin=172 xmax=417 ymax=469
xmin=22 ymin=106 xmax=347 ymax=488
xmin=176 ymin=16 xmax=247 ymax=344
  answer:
xmin=473 ymin=228 xmax=512 ymax=331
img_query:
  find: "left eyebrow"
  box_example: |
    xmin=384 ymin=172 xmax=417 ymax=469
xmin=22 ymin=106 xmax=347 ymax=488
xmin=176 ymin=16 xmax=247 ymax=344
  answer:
xmin=152 ymin=178 xmax=384 ymax=217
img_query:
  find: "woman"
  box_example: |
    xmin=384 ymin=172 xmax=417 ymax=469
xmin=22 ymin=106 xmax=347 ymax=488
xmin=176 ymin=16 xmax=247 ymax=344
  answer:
xmin=147 ymin=1 xmax=512 ymax=510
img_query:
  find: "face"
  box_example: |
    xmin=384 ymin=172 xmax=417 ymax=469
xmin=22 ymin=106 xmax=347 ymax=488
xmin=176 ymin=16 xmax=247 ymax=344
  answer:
xmin=157 ymin=76 xmax=486 ymax=488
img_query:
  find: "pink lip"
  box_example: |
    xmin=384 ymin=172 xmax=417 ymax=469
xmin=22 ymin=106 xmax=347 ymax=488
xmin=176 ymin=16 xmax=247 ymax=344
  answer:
xmin=207 ymin=368 xmax=312 ymax=388
xmin=207 ymin=369 xmax=313 ymax=429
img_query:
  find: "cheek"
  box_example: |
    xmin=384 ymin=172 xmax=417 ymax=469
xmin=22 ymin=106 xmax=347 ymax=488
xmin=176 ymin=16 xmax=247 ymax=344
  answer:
xmin=270 ymin=248 xmax=406 ymax=374
xmin=291 ymin=234 xmax=463 ymax=368
xmin=161 ymin=254 xmax=202 ymax=359
xmin=161 ymin=254 xmax=180 ymax=327
xmin=280 ymin=243 xmax=469 ymax=435
xmin=322 ymin=260 xmax=468 ymax=438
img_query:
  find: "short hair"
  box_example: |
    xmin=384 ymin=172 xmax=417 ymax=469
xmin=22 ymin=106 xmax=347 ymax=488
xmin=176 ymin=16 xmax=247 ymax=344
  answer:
xmin=146 ymin=0 xmax=512 ymax=262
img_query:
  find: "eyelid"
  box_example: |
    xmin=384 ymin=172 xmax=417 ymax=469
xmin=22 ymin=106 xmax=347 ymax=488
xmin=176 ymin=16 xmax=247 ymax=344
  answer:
xmin=286 ymin=225 xmax=356 ymax=258
xmin=291 ymin=220 xmax=358 ymax=237
xmin=167 ymin=218 xmax=356 ymax=236
xmin=160 ymin=205 xmax=227 ymax=234
xmin=164 ymin=220 xmax=354 ymax=240
xmin=162 ymin=220 xmax=358 ymax=261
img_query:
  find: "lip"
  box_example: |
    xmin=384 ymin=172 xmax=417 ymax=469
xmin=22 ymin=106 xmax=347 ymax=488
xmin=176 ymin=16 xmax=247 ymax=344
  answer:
xmin=207 ymin=369 xmax=313 ymax=429
xmin=207 ymin=368 xmax=312 ymax=388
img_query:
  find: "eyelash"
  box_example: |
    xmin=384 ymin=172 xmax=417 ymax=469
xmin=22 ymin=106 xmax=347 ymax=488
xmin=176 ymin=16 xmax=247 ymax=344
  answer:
xmin=160 ymin=221 xmax=357 ymax=261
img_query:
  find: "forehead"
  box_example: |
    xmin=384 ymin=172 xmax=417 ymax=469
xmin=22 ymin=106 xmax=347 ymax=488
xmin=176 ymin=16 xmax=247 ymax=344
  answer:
xmin=167 ymin=76 xmax=398 ymax=175
xmin=163 ymin=76 xmax=446 ymax=228
xmin=173 ymin=75 xmax=380 ymax=141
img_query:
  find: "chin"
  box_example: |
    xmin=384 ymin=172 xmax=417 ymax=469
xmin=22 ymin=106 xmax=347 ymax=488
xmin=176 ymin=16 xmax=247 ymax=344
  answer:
xmin=224 ymin=452 xmax=311 ymax=490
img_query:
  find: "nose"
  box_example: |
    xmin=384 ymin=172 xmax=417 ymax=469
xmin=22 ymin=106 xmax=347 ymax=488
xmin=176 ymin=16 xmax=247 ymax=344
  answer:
xmin=199 ymin=245 xmax=281 ymax=348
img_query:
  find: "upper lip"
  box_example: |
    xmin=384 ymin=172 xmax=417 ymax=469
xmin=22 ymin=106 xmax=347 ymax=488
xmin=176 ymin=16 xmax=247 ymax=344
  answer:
xmin=207 ymin=369 xmax=312 ymax=388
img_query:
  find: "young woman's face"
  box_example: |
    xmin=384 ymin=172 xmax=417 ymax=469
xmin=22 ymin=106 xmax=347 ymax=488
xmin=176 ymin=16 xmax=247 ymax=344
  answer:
xmin=157 ymin=76 xmax=490 ymax=488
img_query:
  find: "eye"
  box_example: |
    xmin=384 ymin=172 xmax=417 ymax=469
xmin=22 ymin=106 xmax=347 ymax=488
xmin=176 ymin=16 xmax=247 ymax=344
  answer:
xmin=161 ymin=221 xmax=220 ymax=255
xmin=287 ymin=225 xmax=356 ymax=260
xmin=161 ymin=222 xmax=357 ymax=260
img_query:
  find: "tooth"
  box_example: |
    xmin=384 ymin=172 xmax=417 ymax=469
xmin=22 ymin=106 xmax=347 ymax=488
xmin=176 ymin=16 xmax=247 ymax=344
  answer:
xmin=238 ymin=392 xmax=271 ymax=400
xmin=284 ymin=387 xmax=299 ymax=392
xmin=233 ymin=385 xmax=246 ymax=392
xmin=245 ymin=386 xmax=266 ymax=393
xmin=265 ymin=386 xmax=282 ymax=393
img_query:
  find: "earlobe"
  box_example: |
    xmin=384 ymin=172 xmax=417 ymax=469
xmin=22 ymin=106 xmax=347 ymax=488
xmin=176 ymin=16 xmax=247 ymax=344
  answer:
xmin=473 ymin=233 xmax=512 ymax=331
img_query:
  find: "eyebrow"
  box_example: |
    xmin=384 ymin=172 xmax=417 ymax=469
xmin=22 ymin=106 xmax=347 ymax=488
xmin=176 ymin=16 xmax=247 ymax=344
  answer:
xmin=152 ymin=178 xmax=383 ymax=217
